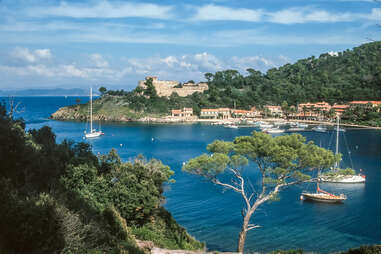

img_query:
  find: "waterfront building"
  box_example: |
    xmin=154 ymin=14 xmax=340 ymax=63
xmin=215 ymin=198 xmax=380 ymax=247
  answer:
xmin=332 ymin=104 xmax=350 ymax=115
xmin=171 ymin=107 xmax=194 ymax=117
xmin=297 ymin=101 xmax=332 ymax=119
xmin=264 ymin=105 xmax=283 ymax=117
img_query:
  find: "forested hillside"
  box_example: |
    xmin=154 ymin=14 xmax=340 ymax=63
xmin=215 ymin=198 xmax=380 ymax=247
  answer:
xmin=52 ymin=42 xmax=381 ymax=121
xmin=0 ymin=104 xmax=202 ymax=253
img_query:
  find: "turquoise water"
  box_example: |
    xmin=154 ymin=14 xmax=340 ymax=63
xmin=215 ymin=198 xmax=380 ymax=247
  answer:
xmin=4 ymin=96 xmax=381 ymax=253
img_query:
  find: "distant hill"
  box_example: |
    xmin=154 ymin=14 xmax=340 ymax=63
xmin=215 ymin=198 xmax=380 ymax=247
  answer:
xmin=0 ymin=88 xmax=88 ymax=96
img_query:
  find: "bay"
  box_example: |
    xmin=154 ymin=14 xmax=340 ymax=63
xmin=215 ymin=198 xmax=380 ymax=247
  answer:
xmin=4 ymin=96 xmax=381 ymax=253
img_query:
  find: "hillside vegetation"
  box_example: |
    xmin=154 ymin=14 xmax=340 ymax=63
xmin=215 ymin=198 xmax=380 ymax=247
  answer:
xmin=52 ymin=42 xmax=381 ymax=121
xmin=0 ymin=104 xmax=203 ymax=254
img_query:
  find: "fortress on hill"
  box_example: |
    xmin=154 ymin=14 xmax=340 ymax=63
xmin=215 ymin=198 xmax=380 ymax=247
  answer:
xmin=138 ymin=76 xmax=208 ymax=97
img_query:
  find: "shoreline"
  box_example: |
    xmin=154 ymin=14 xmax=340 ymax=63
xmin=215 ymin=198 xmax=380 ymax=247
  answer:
xmin=51 ymin=116 xmax=381 ymax=130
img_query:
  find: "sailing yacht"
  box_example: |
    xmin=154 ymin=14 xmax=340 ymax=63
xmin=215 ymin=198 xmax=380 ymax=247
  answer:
xmin=301 ymin=181 xmax=346 ymax=203
xmin=84 ymin=87 xmax=104 ymax=139
xmin=320 ymin=116 xmax=365 ymax=183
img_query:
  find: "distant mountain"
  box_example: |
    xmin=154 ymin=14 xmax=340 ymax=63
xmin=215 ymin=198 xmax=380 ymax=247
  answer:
xmin=0 ymin=88 xmax=89 ymax=96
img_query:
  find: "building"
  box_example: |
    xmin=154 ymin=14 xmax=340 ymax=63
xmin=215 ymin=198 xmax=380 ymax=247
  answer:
xmin=332 ymin=104 xmax=350 ymax=115
xmin=349 ymin=101 xmax=381 ymax=108
xmin=250 ymin=107 xmax=262 ymax=118
xmin=171 ymin=107 xmax=193 ymax=117
xmin=264 ymin=106 xmax=283 ymax=117
xmin=200 ymin=108 xmax=231 ymax=119
xmin=297 ymin=101 xmax=332 ymax=119
xmin=138 ymin=76 xmax=208 ymax=97
xmin=231 ymin=109 xmax=260 ymax=118
xmin=200 ymin=108 xmax=220 ymax=119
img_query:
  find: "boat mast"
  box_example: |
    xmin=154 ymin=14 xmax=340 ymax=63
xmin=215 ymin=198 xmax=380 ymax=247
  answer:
xmin=90 ymin=87 xmax=93 ymax=133
xmin=335 ymin=115 xmax=339 ymax=169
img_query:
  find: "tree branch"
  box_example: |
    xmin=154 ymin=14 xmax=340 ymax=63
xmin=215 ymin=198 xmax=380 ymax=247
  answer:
xmin=247 ymin=224 xmax=261 ymax=231
xmin=213 ymin=178 xmax=241 ymax=193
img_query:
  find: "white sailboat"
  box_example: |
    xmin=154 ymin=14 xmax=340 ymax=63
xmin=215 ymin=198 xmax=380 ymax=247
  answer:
xmin=84 ymin=87 xmax=104 ymax=139
xmin=320 ymin=116 xmax=365 ymax=183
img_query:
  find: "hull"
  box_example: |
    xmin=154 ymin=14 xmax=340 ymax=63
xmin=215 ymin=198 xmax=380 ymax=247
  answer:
xmin=85 ymin=131 xmax=103 ymax=138
xmin=264 ymin=128 xmax=285 ymax=134
xmin=287 ymin=127 xmax=305 ymax=132
xmin=259 ymin=124 xmax=273 ymax=128
xmin=301 ymin=192 xmax=346 ymax=203
xmin=320 ymin=175 xmax=366 ymax=183
xmin=225 ymin=125 xmax=238 ymax=129
xmin=312 ymin=127 xmax=327 ymax=132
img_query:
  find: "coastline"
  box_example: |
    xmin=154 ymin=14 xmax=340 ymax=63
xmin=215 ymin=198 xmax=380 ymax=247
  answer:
xmin=51 ymin=114 xmax=381 ymax=130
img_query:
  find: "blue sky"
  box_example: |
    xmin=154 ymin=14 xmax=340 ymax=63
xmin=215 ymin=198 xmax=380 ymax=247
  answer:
xmin=0 ymin=0 xmax=380 ymax=90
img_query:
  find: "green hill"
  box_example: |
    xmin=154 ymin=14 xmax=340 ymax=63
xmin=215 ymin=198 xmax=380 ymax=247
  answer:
xmin=51 ymin=41 xmax=381 ymax=121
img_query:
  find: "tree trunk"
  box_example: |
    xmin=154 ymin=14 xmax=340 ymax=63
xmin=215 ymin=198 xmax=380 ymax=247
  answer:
xmin=237 ymin=212 xmax=251 ymax=253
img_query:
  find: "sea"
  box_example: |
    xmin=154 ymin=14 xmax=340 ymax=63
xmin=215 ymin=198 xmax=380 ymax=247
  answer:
xmin=3 ymin=96 xmax=381 ymax=253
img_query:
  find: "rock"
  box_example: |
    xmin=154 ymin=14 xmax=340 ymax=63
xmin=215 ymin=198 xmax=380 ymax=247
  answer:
xmin=136 ymin=240 xmax=155 ymax=253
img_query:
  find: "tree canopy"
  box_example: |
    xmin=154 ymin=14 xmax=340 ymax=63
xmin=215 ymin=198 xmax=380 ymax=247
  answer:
xmin=0 ymin=103 xmax=203 ymax=253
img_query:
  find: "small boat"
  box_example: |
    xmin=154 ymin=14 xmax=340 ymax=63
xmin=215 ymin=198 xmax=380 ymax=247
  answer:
xmin=264 ymin=128 xmax=285 ymax=134
xmin=273 ymin=121 xmax=286 ymax=126
xmin=297 ymin=123 xmax=308 ymax=128
xmin=301 ymin=182 xmax=346 ymax=203
xmin=84 ymin=87 xmax=104 ymax=139
xmin=259 ymin=123 xmax=273 ymax=129
xmin=312 ymin=126 xmax=327 ymax=132
xmin=287 ymin=127 xmax=305 ymax=132
xmin=225 ymin=124 xmax=238 ymax=129
xmin=320 ymin=174 xmax=366 ymax=183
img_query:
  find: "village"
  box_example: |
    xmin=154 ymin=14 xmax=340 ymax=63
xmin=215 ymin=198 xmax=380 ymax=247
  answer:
xmin=169 ymin=101 xmax=381 ymax=124
xmin=136 ymin=76 xmax=381 ymax=126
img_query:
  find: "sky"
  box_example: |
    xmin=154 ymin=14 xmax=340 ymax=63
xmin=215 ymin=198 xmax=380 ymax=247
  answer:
xmin=0 ymin=0 xmax=380 ymax=91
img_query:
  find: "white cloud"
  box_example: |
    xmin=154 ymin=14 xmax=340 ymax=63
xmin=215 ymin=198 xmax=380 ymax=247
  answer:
xmin=0 ymin=51 xmax=289 ymax=89
xmin=34 ymin=49 xmax=51 ymax=59
xmin=28 ymin=64 xmax=54 ymax=77
xmin=267 ymin=7 xmax=354 ymax=24
xmin=191 ymin=5 xmax=379 ymax=24
xmin=26 ymin=1 xmax=174 ymax=19
xmin=90 ymin=54 xmax=109 ymax=68
xmin=11 ymin=47 xmax=52 ymax=63
xmin=192 ymin=4 xmax=263 ymax=22
xmin=369 ymin=8 xmax=381 ymax=20
xmin=12 ymin=47 xmax=36 ymax=63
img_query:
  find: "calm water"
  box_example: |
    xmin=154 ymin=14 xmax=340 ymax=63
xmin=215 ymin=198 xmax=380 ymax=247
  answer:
xmin=4 ymin=96 xmax=381 ymax=253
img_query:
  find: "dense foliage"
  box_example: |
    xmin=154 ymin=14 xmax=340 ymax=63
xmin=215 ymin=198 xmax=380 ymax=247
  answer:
xmin=341 ymin=104 xmax=381 ymax=127
xmin=0 ymin=103 xmax=202 ymax=254
xmin=100 ymin=42 xmax=381 ymax=115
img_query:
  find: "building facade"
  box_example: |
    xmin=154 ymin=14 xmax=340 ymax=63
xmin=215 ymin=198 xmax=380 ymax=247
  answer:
xmin=138 ymin=76 xmax=208 ymax=97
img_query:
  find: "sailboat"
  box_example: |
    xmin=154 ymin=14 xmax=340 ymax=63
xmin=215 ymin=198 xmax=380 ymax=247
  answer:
xmin=320 ymin=116 xmax=365 ymax=183
xmin=301 ymin=181 xmax=347 ymax=203
xmin=84 ymin=87 xmax=104 ymax=139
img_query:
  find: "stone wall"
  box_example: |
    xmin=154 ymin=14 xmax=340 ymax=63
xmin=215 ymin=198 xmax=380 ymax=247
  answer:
xmin=138 ymin=76 xmax=208 ymax=97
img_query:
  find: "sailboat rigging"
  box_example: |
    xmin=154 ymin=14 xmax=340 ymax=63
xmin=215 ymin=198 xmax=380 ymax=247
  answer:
xmin=84 ymin=87 xmax=104 ymax=139
xmin=320 ymin=115 xmax=365 ymax=183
